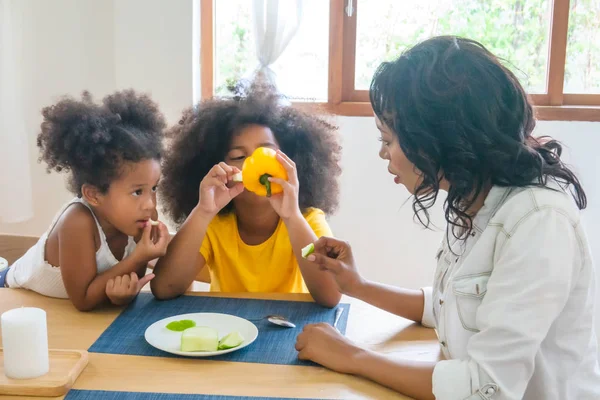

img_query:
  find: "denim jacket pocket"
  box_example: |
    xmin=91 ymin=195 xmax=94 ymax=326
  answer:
xmin=452 ymin=273 xmax=491 ymax=332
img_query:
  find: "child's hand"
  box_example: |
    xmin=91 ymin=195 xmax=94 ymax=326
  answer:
xmin=133 ymin=220 xmax=170 ymax=262
xmin=267 ymin=151 xmax=301 ymax=220
xmin=134 ymin=209 xmax=159 ymax=243
xmin=197 ymin=162 xmax=244 ymax=217
xmin=304 ymin=236 xmax=365 ymax=296
xmin=105 ymin=272 xmax=154 ymax=306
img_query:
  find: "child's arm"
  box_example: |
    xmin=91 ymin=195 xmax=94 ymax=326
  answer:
xmin=283 ymin=213 xmax=342 ymax=307
xmin=268 ymin=151 xmax=341 ymax=308
xmin=151 ymin=162 xmax=243 ymax=300
xmin=150 ymin=208 xmax=212 ymax=299
xmin=59 ymin=210 xmax=168 ymax=311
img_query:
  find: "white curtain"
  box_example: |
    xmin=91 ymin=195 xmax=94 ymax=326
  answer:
xmin=0 ymin=0 xmax=33 ymax=223
xmin=251 ymin=0 xmax=303 ymax=89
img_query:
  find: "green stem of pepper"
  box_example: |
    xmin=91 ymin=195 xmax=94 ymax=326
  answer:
xmin=259 ymin=174 xmax=272 ymax=197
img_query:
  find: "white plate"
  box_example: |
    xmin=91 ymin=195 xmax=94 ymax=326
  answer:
xmin=144 ymin=313 xmax=258 ymax=357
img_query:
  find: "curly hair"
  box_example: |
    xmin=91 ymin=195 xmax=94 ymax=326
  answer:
xmin=37 ymin=89 xmax=166 ymax=195
xmin=370 ymin=36 xmax=586 ymax=239
xmin=161 ymin=88 xmax=342 ymax=225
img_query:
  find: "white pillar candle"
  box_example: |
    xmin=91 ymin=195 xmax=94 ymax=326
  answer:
xmin=1 ymin=307 xmax=49 ymax=379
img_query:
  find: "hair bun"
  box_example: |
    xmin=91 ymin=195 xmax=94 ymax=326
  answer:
xmin=103 ymin=89 xmax=166 ymax=135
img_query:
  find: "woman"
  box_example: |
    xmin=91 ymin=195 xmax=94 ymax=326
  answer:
xmin=295 ymin=36 xmax=600 ymax=400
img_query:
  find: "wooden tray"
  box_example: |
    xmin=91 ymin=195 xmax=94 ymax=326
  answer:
xmin=0 ymin=348 xmax=88 ymax=397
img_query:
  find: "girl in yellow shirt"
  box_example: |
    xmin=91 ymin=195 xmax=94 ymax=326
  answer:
xmin=151 ymin=85 xmax=342 ymax=307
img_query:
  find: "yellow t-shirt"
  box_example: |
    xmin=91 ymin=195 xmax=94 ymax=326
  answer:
xmin=199 ymin=208 xmax=332 ymax=293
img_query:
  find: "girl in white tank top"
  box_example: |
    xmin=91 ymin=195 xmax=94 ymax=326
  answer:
xmin=3 ymin=90 xmax=170 ymax=311
xmin=7 ymin=197 xmax=137 ymax=298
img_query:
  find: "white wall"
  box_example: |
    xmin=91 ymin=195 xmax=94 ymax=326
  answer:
xmin=2 ymin=0 xmax=600 ymax=336
xmin=1 ymin=0 xmax=116 ymax=235
xmin=113 ymin=0 xmax=194 ymax=124
xmin=1 ymin=0 xmax=193 ymax=235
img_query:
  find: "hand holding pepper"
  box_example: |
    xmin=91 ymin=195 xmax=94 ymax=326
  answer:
xmin=264 ymin=150 xmax=301 ymax=220
xmin=197 ymin=162 xmax=244 ymax=217
xmin=238 ymin=148 xmax=299 ymax=219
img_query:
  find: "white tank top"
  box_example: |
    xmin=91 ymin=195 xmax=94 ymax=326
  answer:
xmin=7 ymin=197 xmax=136 ymax=298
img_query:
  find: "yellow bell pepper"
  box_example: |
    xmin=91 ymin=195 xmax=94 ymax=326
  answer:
xmin=241 ymin=147 xmax=288 ymax=197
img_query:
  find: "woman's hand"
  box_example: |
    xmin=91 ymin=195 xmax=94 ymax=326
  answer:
xmin=295 ymin=323 xmax=363 ymax=374
xmin=197 ymin=162 xmax=244 ymax=217
xmin=267 ymin=150 xmax=301 ymax=220
xmin=305 ymin=236 xmax=365 ymax=296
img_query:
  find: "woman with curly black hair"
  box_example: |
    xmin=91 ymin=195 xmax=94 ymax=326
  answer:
xmin=151 ymin=87 xmax=342 ymax=307
xmin=1 ymin=90 xmax=170 ymax=311
xmin=296 ymin=37 xmax=600 ymax=399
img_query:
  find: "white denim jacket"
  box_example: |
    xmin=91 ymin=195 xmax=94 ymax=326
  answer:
xmin=421 ymin=183 xmax=600 ymax=400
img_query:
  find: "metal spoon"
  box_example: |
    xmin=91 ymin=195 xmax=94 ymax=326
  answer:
xmin=253 ymin=309 xmax=343 ymax=329
xmin=266 ymin=314 xmax=296 ymax=328
xmin=333 ymin=307 xmax=344 ymax=331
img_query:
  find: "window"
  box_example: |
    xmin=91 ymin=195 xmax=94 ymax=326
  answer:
xmin=564 ymin=0 xmax=600 ymax=94
xmin=354 ymin=0 xmax=551 ymax=93
xmin=200 ymin=0 xmax=600 ymax=121
xmin=213 ymin=0 xmax=329 ymax=101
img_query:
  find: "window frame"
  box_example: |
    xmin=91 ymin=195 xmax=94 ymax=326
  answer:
xmin=200 ymin=0 xmax=600 ymax=121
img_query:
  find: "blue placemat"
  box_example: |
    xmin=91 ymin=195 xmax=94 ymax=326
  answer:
xmin=89 ymin=293 xmax=350 ymax=366
xmin=65 ymin=390 xmax=323 ymax=400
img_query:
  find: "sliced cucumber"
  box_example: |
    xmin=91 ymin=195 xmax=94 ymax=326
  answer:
xmin=218 ymin=331 xmax=244 ymax=350
xmin=301 ymin=243 xmax=315 ymax=258
xmin=181 ymin=326 xmax=219 ymax=352
xmin=166 ymin=319 xmax=196 ymax=332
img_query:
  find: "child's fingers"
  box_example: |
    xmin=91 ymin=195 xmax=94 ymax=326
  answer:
xmin=157 ymin=221 xmax=169 ymax=238
xmin=106 ymin=278 xmax=115 ymax=293
xmin=156 ymin=222 xmax=170 ymax=243
xmin=128 ymin=272 xmax=138 ymax=292
xmin=268 ymin=176 xmax=293 ymax=191
xmin=218 ymin=162 xmax=234 ymax=175
xmin=199 ymin=166 xmax=228 ymax=190
xmin=151 ymin=224 xmax=160 ymax=244
xmin=228 ymin=182 xmax=245 ymax=198
xmin=209 ymin=164 xmax=229 ymax=184
xmin=141 ymin=222 xmax=152 ymax=243
xmin=137 ymin=273 xmax=155 ymax=291
xmin=203 ymin=176 xmax=228 ymax=191
xmin=121 ymin=273 xmax=131 ymax=289
xmin=114 ymin=275 xmax=123 ymax=288
xmin=276 ymin=150 xmax=295 ymax=167
xmin=211 ymin=164 xmax=228 ymax=176
xmin=276 ymin=152 xmax=295 ymax=172
xmin=154 ymin=224 xmax=170 ymax=251
xmin=275 ymin=152 xmax=298 ymax=184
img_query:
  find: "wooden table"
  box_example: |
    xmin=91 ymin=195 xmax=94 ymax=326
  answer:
xmin=0 ymin=289 xmax=440 ymax=399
